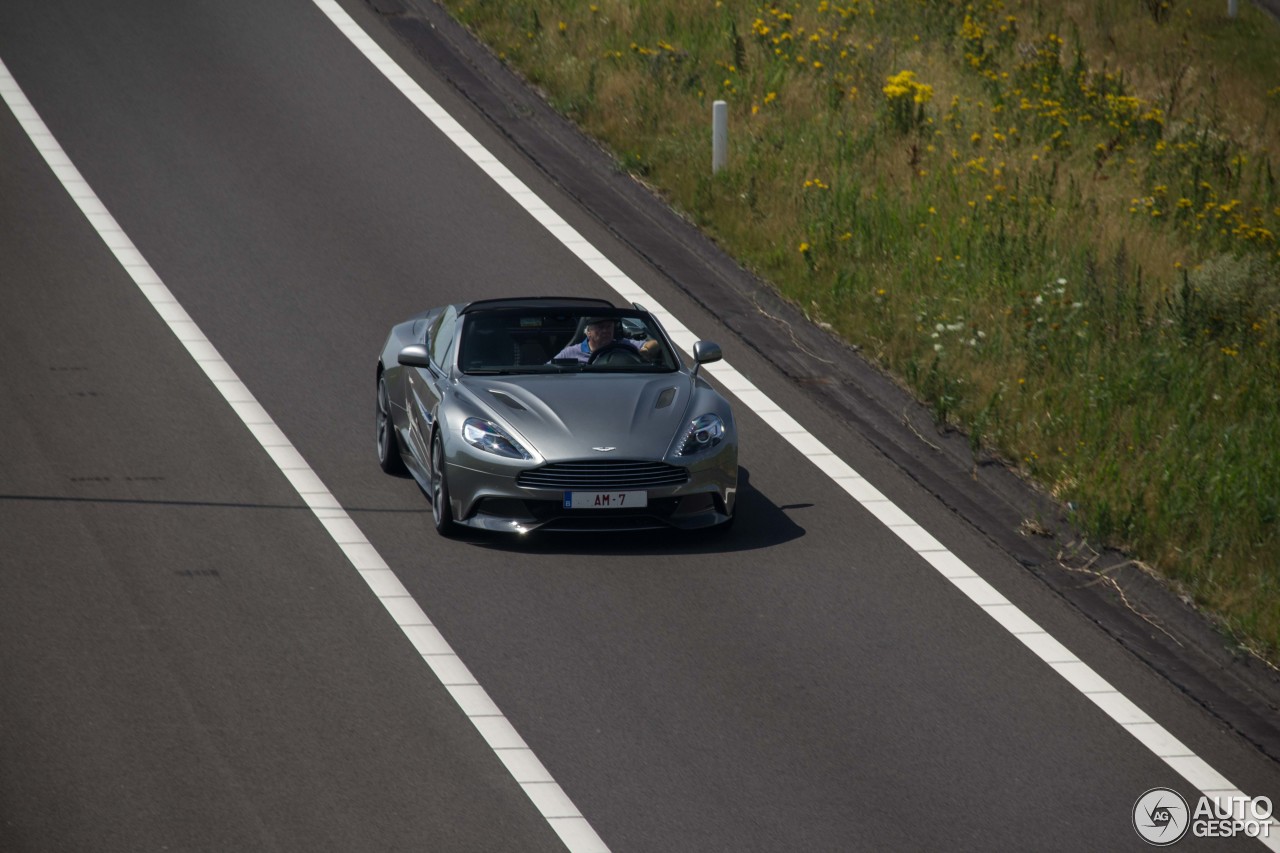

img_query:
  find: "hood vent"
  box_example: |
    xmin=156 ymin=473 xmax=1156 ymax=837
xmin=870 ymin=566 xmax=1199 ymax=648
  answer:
xmin=656 ymin=387 xmax=677 ymax=409
xmin=487 ymin=390 xmax=527 ymax=411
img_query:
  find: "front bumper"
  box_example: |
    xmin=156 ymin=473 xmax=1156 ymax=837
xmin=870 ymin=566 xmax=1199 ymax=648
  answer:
xmin=444 ymin=446 xmax=737 ymax=533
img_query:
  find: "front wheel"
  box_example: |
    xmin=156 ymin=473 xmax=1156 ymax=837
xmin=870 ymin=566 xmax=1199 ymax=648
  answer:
xmin=376 ymin=375 xmax=407 ymax=475
xmin=430 ymin=432 xmax=458 ymax=537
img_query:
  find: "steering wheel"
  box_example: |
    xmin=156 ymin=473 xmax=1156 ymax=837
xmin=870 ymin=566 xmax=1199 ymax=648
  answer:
xmin=587 ymin=341 xmax=645 ymax=365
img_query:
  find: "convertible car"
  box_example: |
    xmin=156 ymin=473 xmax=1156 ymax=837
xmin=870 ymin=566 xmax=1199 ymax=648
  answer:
xmin=375 ymin=296 xmax=738 ymax=535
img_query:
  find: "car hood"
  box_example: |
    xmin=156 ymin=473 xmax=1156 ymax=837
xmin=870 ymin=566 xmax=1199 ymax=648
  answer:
xmin=458 ymin=372 xmax=694 ymax=461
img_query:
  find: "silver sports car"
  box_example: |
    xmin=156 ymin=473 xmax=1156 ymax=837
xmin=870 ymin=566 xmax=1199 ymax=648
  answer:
xmin=375 ymin=297 xmax=738 ymax=535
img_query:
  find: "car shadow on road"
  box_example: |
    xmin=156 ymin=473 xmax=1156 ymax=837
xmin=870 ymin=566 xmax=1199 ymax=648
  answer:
xmin=469 ymin=467 xmax=805 ymax=555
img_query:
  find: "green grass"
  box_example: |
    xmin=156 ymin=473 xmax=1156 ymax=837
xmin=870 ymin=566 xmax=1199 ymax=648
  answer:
xmin=442 ymin=0 xmax=1280 ymax=661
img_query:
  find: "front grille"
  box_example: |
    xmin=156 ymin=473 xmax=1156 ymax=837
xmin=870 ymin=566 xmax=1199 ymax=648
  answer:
xmin=516 ymin=460 xmax=688 ymax=490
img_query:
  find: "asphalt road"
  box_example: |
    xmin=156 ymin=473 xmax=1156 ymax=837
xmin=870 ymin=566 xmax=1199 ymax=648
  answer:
xmin=1 ymin=1 xmax=1277 ymax=850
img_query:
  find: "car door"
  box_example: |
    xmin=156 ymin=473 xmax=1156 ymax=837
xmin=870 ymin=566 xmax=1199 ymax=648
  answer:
xmin=406 ymin=305 xmax=457 ymax=466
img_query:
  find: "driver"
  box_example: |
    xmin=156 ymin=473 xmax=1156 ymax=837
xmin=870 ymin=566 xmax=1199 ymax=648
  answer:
xmin=552 ymin=316 xmax=659 ymax=363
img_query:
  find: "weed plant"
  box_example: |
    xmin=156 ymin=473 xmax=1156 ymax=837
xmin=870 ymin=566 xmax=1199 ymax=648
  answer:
xmin=443 ymin=0 xmax=1280 ymax=661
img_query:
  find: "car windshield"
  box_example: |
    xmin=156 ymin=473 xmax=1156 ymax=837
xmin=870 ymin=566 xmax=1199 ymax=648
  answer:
xmin=458 ymin=308 xmax=678 ymax=374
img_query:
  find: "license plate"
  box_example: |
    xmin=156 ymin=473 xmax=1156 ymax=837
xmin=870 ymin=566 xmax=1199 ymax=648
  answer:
xmin=563 ymin=490 xmax=648 ymax=509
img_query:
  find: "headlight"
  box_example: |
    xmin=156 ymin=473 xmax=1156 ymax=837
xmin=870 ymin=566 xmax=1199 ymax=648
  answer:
xmin=676 ymin=413 xmax=725 ymax=456
xmin=462 ymin=417 xmax=532 ymax=460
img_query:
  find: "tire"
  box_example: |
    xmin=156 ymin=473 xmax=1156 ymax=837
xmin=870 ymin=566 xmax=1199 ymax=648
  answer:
xmin=430 ymin=432 xmax=458 ymax=537
xmin=376 ymin=375 xmax=407 ymax=475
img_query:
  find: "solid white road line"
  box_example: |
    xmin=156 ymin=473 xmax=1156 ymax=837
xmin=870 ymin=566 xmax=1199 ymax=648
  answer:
xmin=307 ymin=1 xmax=1279 ymax=847
xmin=7 ymin=0 xmax=1276 ymax=842
xmin=0 ymin=57 xmax=606 ymax=853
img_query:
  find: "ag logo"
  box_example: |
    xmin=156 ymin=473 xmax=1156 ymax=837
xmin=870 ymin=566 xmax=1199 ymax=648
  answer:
xmin=1134 ymin=787 xmax=1190 ymax=845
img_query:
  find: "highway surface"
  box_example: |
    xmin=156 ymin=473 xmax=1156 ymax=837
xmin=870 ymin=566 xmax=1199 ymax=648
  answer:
xmin=2 ymin=1 xmax=1278 ymax=850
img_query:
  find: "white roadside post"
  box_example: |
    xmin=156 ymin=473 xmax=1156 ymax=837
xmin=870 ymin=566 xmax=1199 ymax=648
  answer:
xmin=712 ymin=99 xmax=728 ymax=174
xmin=1228 ymin=0 xmax=1238 ymax=17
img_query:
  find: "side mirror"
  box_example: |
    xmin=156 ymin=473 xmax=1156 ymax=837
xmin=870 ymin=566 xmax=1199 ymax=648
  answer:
xmin=693 ymin=340 xmax=722 ymax=364
xmin=691 ymin=340 xmax=722 ymax=376
xmin=397 ymin=344 xmax=431 ymax=368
